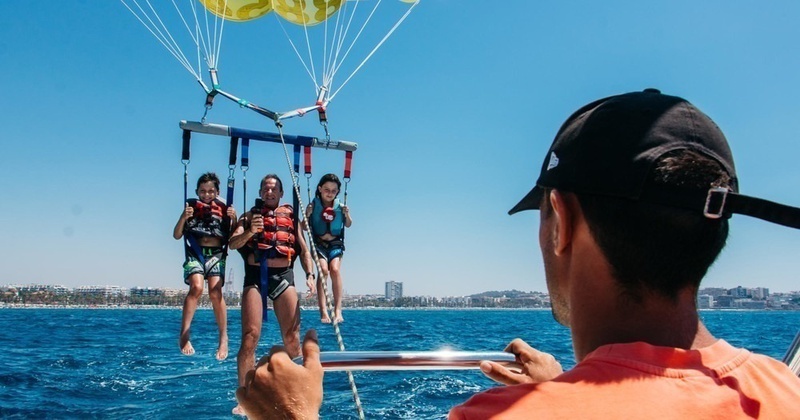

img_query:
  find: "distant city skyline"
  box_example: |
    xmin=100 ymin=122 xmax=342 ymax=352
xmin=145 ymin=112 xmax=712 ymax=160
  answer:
xmin=3 ymin=282 xmax=797 ymax=299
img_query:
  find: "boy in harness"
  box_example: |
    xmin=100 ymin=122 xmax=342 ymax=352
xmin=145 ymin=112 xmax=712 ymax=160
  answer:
xmin=172 ymin=172 xmax=236 ymax=360
xmin=305 ymin=173 xmax=353 ymax=324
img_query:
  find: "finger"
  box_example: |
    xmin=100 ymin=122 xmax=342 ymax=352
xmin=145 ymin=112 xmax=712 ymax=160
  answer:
xmin=479 ymin=360 xmax=528 ymax=386
xmin=235 ymin=386 xmax=248 ymax=405
xmin=302 ymin=329 xmax=321 ymax=367
xmin=268 ymin=345 xmax=286 ymax=358
xmin=256 ymin=354 xmax=271 ymax=367
xmin=243 ymin=368 xmax=256 ymax=387
xmin=504 ymin=338 xmax=533 ymax=355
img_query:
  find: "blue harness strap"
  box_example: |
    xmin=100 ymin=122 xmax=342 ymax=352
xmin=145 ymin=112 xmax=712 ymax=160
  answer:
xmin=181 ymin=131 xmax=204 ymax=266
xmin=226 ymin=136 xmax=238 ymax=206
xmin=259 ymin=253 xmax=270 ymax=311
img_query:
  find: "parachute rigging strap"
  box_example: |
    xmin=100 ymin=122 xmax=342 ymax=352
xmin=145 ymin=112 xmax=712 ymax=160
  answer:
xmin=227 ymin=137 xmax=238 ymax=206
xmin=293 ymin=144 xmax=301 ymax=226
xmin=182 ymin=129 xmax=191 ymax=204
xmin=343 ymin=150 xmax=353 ymax=202
xmin=219 ymin=136 xmax=240 ymax=261
xmin=274 ymin=123 xmax=365 ymax=420
xmin=340 ymin=151 xmax=354 ymax=244
xmin=241 ymin=138 xmax=250 ymax=212
xmin=179 ymin=129 xmax=207 ymax=268
xmin=304 ymin=146 xmax=313 ymax=204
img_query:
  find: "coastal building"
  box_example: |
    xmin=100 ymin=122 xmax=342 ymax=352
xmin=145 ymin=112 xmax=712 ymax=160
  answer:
xmin=130 ymin=287 xmax=165 ymax=298
xmin=751 ymin=287 xmax=770 ymax=300
xmin=74 ymin=285 xmax=129 ymax=298
xmin=715 ymin=295 xmax=736 ymax=308
xmin=698 ymin=287 xmax=728 ymax=298
xmin=730 ymin=286 xmax=749 ymax=298
xmin=697 ymin=294 xmax=714 ymax=309
xmin=385 ymin=281 xmax=403 ymax=300
xmin=734 ymin=299 xmax=767 ymax=310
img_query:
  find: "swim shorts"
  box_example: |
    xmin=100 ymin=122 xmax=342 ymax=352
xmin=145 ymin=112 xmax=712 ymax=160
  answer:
xmin=314 ymin=238 xmax=344 ymax=261
xmin=243 ymin=264 xmax=295 ymax=301
xmin=183 ymin=246 xmax=225 ymax=285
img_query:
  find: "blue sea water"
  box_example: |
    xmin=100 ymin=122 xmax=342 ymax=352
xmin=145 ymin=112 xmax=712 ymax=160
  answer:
xmin=0 ymin=308 xmax=798 ymax=419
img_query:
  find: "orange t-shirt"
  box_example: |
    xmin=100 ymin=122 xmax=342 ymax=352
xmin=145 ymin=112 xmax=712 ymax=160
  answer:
xmin=449 ymin=339 xmax=800 ymax=419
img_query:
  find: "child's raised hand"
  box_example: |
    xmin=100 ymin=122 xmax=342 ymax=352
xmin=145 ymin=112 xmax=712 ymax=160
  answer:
xmin=341 ymin=205 xmax=349 ymax=217
xmin=227 ymin=206 xmax=236 ymax=219
xmin=183 ymin=204 xmax=194 ymax=219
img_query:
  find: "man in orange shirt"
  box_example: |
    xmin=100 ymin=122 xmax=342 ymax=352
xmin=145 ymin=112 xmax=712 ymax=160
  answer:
xmin=235 ymin=90 xmax=800 ymax=419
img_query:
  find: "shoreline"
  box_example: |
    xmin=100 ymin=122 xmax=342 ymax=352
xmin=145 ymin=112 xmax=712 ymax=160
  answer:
xmin=0 ymin=304 xmax=795 ymax=312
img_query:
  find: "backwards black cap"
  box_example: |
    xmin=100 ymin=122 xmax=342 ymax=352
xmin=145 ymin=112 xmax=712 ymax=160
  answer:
xmin=509 ymin=89 xmax=800 ymax=229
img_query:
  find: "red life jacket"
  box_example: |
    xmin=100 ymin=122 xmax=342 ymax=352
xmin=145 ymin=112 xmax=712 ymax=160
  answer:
xmin=185 ymin=198 xmax=228 ymax=238
xmin=249 ymin=204 xmax=296 ymax=259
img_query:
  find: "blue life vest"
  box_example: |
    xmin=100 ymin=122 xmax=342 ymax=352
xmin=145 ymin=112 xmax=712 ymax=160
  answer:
xmin=310 ymin=197 xmax=344 ymax=238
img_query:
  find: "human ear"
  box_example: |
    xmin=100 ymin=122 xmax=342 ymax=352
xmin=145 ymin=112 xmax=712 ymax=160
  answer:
xmin=549 ymin=190 xmax=574 ymax=256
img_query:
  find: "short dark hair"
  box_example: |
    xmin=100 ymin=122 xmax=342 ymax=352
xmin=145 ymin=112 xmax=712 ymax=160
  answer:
xmin=260 ymin=174 xmax=283 ymax=192
xmin=572 ymin=149 xmax=731 ymax=302
xmin=196 ymin=172 xmax=220 ymax=191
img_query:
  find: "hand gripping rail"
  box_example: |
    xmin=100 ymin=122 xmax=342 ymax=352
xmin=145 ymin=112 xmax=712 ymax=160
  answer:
xmin=783 ymin=330 xmax=800 ymax=377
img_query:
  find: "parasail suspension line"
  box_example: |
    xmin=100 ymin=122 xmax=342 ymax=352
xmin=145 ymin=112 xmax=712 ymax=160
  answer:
xmin=329 ymin=0 xmax=419 ymax=102
xmin=274 ymin=122 xmax=365 ymax=420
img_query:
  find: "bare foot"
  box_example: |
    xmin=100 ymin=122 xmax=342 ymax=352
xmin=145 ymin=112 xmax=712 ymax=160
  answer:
xmin=232 ymin=405 xmax=246 ymax=416
xmin=321 ymin=316 xmax=332 ymax=324
xmin=216 ymin=337 xmax=229 ymax=361
xmin=334 ymin=312 xmax=344 ymax=324
xmin=179 ymin=332 xmax=195 ymax=356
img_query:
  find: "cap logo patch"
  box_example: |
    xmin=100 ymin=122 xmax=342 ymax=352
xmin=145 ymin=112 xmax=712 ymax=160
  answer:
xmin=547 ymin=152 xmax=559 ymax=171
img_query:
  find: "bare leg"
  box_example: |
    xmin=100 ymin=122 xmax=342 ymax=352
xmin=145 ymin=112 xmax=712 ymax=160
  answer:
xmin=273 ymin=286 xmax=302 ymax=358
xmin=234 ymin=285 xmax=263 ymax=415
xmin=180 ymin=275 xmax=204 ymax=356
xmin=207 ymin=276 xmax=228 ymax=360
xmin=329 ymin=257 xmax=344 ymax=323
xmin=316 ymin=258 xmax=331 ymax=323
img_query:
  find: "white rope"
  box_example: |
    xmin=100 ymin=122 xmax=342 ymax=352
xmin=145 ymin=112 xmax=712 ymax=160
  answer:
xmin=299 ymin=6 xmax=319 ymax=87
xmin=273 ymin=14 xmax=320 ymax=91
xmin=321 ymin=0 xmax=333 ymax=84
xmin=212 ymin=0 xmax=229 ymax=68
xmin=172 ymin=0 xmax=210 ymax=71
xmin=326 ymin=0 xmax=370 ymax=88
xmin=322 ymin=0 xmax=352 ymax=87
xmin=121 ymin=0 xmax=201 ymax=79
xmin=274 ymin=125 xmax=365 ymax=420
xmin=329 ymin=0 xmax=418 ymax=101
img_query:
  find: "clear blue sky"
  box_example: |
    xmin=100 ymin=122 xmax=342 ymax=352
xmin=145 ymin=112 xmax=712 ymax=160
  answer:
xmin=2 ymin=1 xmax=799 ymax=296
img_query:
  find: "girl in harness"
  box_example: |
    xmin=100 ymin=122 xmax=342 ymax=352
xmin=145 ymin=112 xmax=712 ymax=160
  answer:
xmin=305 ymin=173 xmax=353 ymax=323
xmin=172 ymin=172 xmax=236 ymax=359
